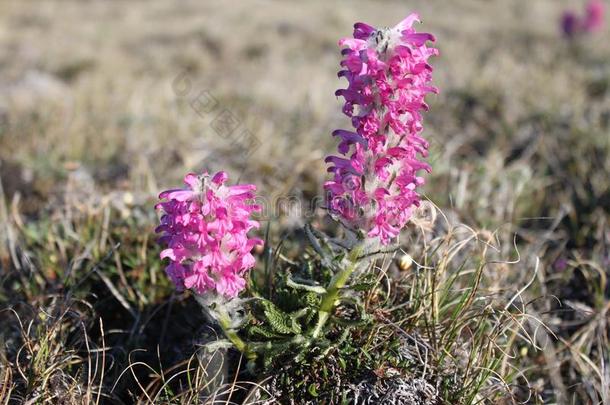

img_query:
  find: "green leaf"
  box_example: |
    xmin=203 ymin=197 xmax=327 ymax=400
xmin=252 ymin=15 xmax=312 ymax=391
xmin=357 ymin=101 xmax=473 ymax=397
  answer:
xmin=286 ymin=274 xmax=327 ymax=294
xmin=338 ymin=356 xmax=347 ymax=370
xmin=303 ymin=292 xmax=321 ymax=307
xmin=248 ymin=325 xmax=282 ymax=339
xmin=308 ymin=383 xmax=319 ymax=397
xmin=261 ymin=300 xmax=301 ymax=335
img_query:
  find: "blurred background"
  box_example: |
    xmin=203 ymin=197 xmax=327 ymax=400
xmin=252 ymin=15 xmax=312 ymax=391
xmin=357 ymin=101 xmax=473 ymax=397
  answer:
xmin=1 ymin=0 xmax=606 ymax=215
xmin=0 ymin=0 xmax=608 ymax=403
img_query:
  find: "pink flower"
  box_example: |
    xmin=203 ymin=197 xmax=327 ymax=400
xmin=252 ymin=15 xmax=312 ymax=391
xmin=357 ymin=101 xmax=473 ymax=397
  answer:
xmin=562 ymin=11 xmax=580 ymax=37
xmin=585 ymin=0 xmax=605 ymax=32
xmin=156 ymin=171 xmax=262 ymax=298
xmin=561 ymin=0 xmax=605 ymax=38
xmin=325 ymin=14 xmax=437 ymax=245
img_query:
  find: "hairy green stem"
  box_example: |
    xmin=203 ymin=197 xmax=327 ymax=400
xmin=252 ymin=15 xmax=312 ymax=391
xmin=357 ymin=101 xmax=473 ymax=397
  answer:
xmin=218 ymin=312 xmax=257 ymax=361
xmin=311 ymin=246 xmax=362 ymax=338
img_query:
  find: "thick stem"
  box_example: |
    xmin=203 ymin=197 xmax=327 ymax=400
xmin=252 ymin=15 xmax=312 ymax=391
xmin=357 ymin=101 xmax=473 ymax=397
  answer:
xmin=218 ymin=312 xmax=257 ymax=361
xmin=311 ymin=247 xmax=362 ymax=338
xmin=195 ymin=293 xmax=257 ymax=360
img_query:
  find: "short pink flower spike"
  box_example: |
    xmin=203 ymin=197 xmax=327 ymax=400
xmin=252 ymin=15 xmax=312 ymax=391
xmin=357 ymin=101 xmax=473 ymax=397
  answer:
xmin=156 ymin=171 xmax=262 ymax=298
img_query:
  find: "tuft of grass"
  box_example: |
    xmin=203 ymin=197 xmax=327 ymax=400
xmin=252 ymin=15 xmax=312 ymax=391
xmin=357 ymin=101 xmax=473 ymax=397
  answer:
xmin=217 ymin=205 xmax=539 ymax=404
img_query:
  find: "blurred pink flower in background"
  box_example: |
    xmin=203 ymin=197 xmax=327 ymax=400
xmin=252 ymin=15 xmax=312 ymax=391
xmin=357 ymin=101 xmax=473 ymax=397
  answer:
xmin=325 ymin=14 xmax=437 ymax=245
xmin=584 ymin=0 xmax=606 ymax=32
xmin=156 ymin=171 xmax=262 ymax=298
xmin=561 ymin=11 xmax=581 ymax=37
xmin=561 ymin=0 xmax=605 ymax=38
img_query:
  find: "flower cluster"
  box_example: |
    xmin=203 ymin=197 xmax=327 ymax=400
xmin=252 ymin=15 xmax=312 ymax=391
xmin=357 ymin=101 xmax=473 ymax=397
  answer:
xmin=156 ymin=171 xmax=262 ymax=298
xmin=324 ymin=14 xmax=438 ymax=245
xmin=562 ymin=0 xmax=605 ymax=38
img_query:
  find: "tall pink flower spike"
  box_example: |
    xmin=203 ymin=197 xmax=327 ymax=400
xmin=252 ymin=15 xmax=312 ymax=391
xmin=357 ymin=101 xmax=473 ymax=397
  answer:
xmin=156 ymin=171 xmax=262 ymax=298
xmin=324 ymin=14 xmax=438 ymax=245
